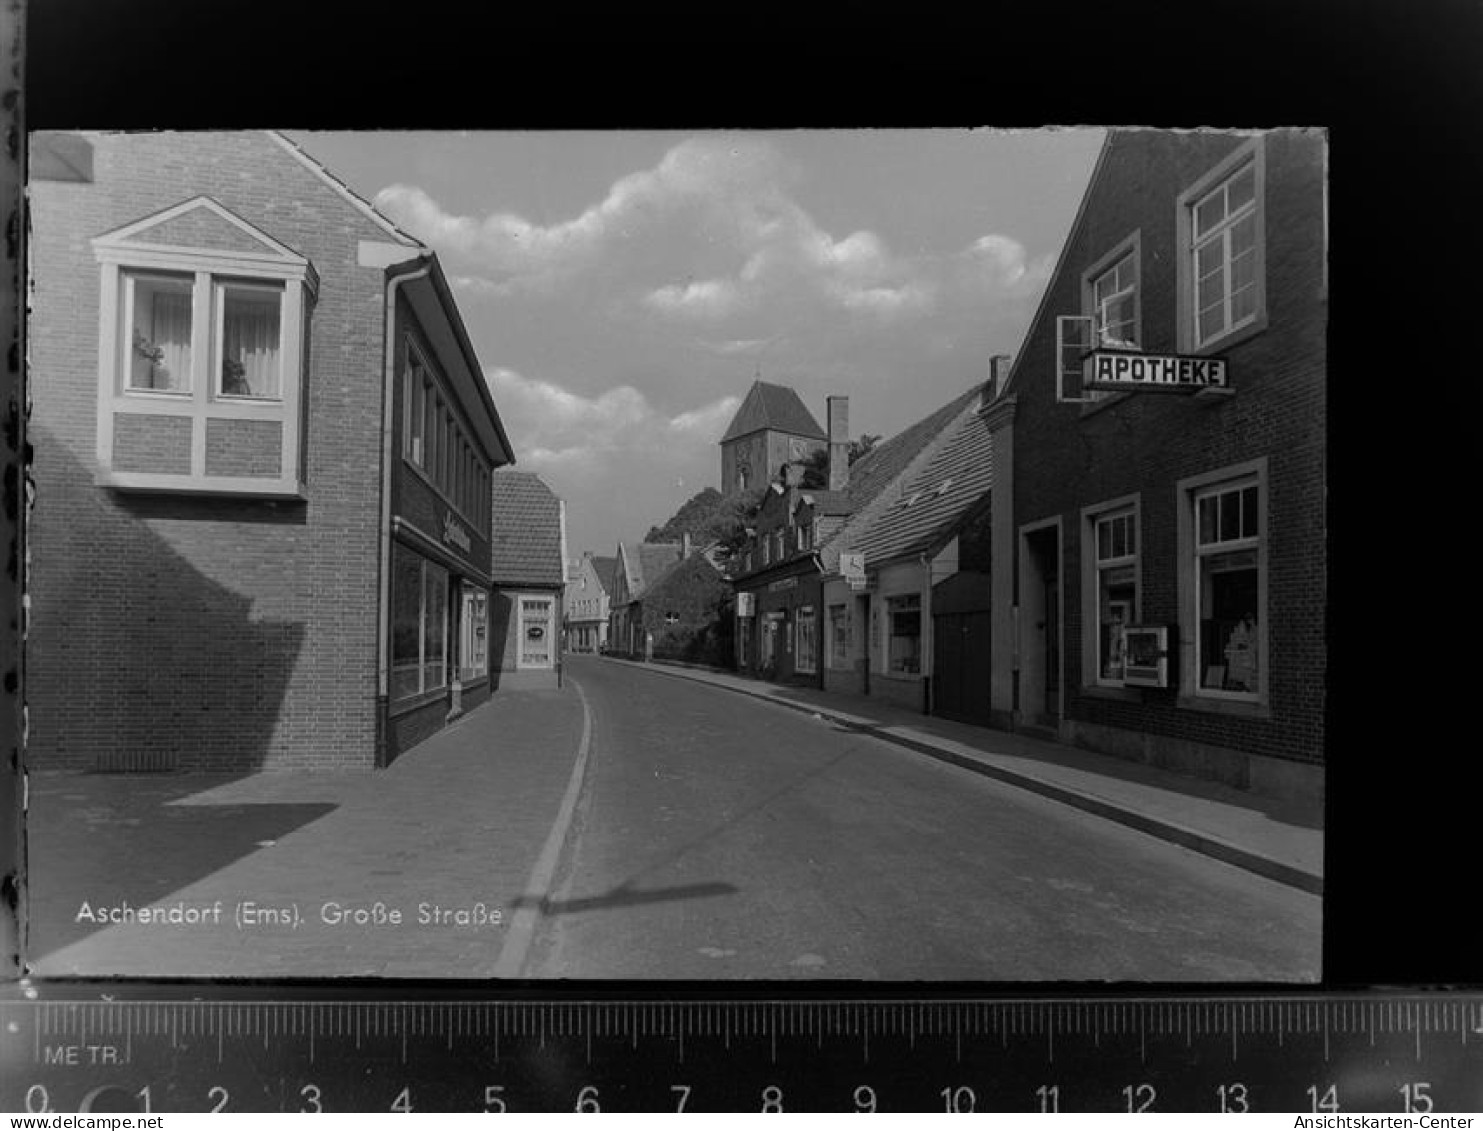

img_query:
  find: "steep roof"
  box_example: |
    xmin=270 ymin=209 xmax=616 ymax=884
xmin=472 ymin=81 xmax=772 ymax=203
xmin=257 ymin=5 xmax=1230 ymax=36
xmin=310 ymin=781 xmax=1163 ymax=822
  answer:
xmin=849 ymin=401 xmax=994 ymax=564
xmin=591 ymin=555 xmax=619 ymax=596
xmin=616 ymin=541 xmax=683 ymax=602
xmin=490 ymin=472 xmax=565 ymax=587
xmin=815 ymin=383 xmax=986 ymax=568
xmin=837 ymin=385 xmax=980 ymax=516
xmin=720 ymin=380 xmax=826 ymax=443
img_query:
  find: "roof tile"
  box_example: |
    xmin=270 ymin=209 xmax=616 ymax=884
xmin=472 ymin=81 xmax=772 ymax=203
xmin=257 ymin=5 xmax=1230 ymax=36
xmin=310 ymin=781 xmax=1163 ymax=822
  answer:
xmin=490 ymin=471 xmax=565 ymax=587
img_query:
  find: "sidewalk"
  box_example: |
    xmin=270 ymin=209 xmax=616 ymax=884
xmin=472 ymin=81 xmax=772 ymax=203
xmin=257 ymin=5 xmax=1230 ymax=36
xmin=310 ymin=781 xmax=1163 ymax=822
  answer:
xmin=613 ymin=657 xmax=1323 ymax=895
xmin=24 ymin=684 xmax=590 ymax=978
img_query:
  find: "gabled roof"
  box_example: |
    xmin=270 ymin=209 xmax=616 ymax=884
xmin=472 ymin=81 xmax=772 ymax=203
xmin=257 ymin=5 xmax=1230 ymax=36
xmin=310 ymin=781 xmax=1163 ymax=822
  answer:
xmin=491 ymin=472 xmax=565 ymax=587
xmin=590 ymin=555 xmax=619 ymax=596
xmin=615 ymin=541 xmax=683 ymax=602
xmin=720 ymin=380 xmax=826 ymax=443
xmin=848 ymin=400 xmax=994 ymax=565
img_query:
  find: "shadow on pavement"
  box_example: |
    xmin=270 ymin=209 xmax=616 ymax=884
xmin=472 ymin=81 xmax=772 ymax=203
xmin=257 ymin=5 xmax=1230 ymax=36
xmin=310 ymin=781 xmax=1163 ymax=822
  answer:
xmin=511 ymin=880 xmax=738 ymax=916
xmin=25 ymin=773 xmax=337 ymax=960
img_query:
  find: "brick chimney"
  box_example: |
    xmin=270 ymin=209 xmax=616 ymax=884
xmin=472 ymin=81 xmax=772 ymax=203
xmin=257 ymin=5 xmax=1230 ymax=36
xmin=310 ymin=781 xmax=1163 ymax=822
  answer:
xmin=827 ymin=395 xmax=849 ymax=492
xmin=986 ymin=354 xmax=1013 ymax=404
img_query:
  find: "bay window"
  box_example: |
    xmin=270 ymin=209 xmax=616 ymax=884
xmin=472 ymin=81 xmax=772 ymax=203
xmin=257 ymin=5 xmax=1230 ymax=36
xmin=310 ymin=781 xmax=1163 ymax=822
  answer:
xmin=94 ymin=196 xmax=314 ymax=497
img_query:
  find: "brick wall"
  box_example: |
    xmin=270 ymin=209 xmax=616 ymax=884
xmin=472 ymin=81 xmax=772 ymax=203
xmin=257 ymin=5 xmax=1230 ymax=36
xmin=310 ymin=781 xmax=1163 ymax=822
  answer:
xmin=1010 ymin=129 xmax=1326 ymax=765
xmin=28 ymin=131 xmax=398 ymax=771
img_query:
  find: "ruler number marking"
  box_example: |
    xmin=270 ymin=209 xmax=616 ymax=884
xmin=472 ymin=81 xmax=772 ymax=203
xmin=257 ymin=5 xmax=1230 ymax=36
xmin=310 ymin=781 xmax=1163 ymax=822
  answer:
xmin=853 ymin=1084 xmax=877 ymax=1113
xmin=208 ymin=1085 xmax=228 ymax=1112
xmin=941 ymin=1085 xmax=975 ymax=1113
xmin=671 ymin=1084 xmax=690 ymax=1112
xmin=1400 ymin=1082 xmax=1433 ymax=1113
xmin=575 ymin=1084 xmax=600 ymax=1112
xmin=1123 ymin=1082 xmax=1156 ymax=1113
xmin=1308 ymin=1083 xmax=1339 ymax=1112
xmin=1036 ymin=1084 xmax=1060 ymax=1113
xmin=1217 ymin=1082 xmax=1249 ymax=1113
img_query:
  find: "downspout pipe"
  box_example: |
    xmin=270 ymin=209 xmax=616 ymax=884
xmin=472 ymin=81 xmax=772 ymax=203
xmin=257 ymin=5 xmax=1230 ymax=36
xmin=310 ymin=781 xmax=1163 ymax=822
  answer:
xmin=921 ymin=551 xmax=933 ymax=716
xmin=376 ymin=253 xmax=434 ymax=762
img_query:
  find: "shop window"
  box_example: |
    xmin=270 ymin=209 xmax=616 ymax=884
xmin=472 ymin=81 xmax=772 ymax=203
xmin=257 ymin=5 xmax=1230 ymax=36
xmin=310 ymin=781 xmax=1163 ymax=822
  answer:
xmin=519 ymin=596 xmax=555 ymax=669
xmin=1178 ymin=139 xmax=1267 ymax=352
xmin=795 ymin=605 xmax=817 ymax=674
xmin=459 ymin=584 xmax=489 ymax=682
xmin=886 ymin=593 xmax=922 ymax=675
xmin=1083 ymin=500 xmax=1140 ymax=686
xmin=828 ymin=603 xmax=850 ymax=668
xmin=94 ymin=198 xmax=314 ymax=497
xmin=391 ymin=544 xmax=449 ymax=703
xmin=1178 ymin=460 xmax=1267 ymax=708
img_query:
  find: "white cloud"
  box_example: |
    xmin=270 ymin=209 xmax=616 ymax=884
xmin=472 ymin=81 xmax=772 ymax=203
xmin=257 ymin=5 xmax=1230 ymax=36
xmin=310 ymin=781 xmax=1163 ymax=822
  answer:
xmin=488 ymin=366 xmax=738 ymax=466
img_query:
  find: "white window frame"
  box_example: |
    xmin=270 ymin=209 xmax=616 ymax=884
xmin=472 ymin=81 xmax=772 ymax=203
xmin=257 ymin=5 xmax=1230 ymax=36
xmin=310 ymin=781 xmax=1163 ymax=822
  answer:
xmin=212 ymin=278 xmax=287 ymax=402
xmin=93 ymin=198 xmax=315 ymax=498
xmin=517 ymin=594 xmax=557 ymax=670
xmin=459 ymin=583 xmax=489 ymax=682
xmin=1177 ymin=137 xmax=1268 ymax=354
xmin=795 ymin=605 xmax=817 ymax=674
xmin=1055 ymin=314 xmax=1095 ymax=404
xmin=1080 ymin=495 xmax=1141 ymax=690
xmin=1176 ymin=458 xmax=1270 ymax=715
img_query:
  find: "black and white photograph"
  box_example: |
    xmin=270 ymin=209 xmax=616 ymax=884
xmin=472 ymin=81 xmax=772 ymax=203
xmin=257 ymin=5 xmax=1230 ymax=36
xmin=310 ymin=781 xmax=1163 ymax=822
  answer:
xmin=16 ymin=125 xmax=1327 ymax=983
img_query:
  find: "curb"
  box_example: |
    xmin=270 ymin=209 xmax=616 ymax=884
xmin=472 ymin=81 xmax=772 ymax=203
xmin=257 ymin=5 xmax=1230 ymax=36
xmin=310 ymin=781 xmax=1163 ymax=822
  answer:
xmin=609 ymin=657 xmax=1322 ymax=896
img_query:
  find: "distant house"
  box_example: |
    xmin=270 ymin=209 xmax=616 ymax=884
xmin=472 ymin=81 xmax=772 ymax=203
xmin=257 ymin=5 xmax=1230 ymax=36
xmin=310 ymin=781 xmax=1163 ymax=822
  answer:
xmin=718 ymin=379 xmax=827 ymax=496
xmin=606 ymin=539 xmax=684 ymax=658
xmin=490 ymin=471 xmax=567 ymax=689
xmin=564 ymin=551 xmax=617 ymax=653
xmin=625 ymin=543 xmax=732 ymax=668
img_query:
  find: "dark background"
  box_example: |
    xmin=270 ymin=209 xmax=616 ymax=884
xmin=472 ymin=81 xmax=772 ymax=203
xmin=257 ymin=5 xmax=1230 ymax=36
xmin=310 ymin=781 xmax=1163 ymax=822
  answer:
xmin=16 ymin=0 xmax=1483 ymax=988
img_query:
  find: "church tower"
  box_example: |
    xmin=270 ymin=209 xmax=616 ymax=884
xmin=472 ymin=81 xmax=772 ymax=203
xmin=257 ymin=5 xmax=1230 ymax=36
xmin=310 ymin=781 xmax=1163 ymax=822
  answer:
xmin=717 ymin=380 xmax=826 ymax=496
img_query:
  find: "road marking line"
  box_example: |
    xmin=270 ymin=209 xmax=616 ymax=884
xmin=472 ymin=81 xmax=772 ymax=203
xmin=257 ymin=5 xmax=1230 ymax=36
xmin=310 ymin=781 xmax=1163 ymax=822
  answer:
xmin=493 ymin=677 xmax=594 ymax=979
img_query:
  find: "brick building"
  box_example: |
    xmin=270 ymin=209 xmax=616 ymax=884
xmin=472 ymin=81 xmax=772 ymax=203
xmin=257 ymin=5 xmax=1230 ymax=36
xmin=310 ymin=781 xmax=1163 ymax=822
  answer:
xmin=983 ymin=128 xmax=1326 ymax=801
xmin=26 ymin=130 xmax=514 ymax=771
xmin=489 ymin=471 xmax=567 ymax=690
xmin=718 ymin=380 xmax=826 ymax=496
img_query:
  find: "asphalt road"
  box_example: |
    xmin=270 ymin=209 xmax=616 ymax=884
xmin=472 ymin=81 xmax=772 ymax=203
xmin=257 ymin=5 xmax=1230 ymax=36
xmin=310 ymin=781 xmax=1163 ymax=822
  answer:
xmin=525 ymin=655 xmax=1321 ymax=982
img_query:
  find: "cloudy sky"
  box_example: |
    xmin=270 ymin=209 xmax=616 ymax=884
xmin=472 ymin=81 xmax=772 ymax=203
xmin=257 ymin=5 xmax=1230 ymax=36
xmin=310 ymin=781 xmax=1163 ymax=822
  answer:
xmin=291 ymin=129 xmax=1105 ymax=557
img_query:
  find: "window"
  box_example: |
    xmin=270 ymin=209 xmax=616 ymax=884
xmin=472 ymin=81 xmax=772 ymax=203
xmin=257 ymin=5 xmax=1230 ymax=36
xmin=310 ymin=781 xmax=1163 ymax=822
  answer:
xmin=1066 ymin=232 xmax=1141 ymax=405
xmin=519 ymin=596 xmax=555 ymax=669
xmin=125 ymin=272 xmax=193 ymax=392
xmin=403 ymin=341 xmax=489 ymax=534
xmin=459 ymin=584 xmax=489 ymax=682
xmin=886 ymin=593 xmax=922 ymax=675
xmin=1178 ymin=140 xmax=1267 ymax=352
xmin=828 ymin=603 xmax=850 ymax=668
xmin=760 ymin=536 xmax=770 ymax=567
xmin=215 ymin=281 xmax=284 ymax=399
xmin=1177 ymin=461 xmax=1267 ymax=709
xmin=1085 ymin=503 xmax=1139 ymax=685
xmin=1091 ymin=251 xmax=1139 ymax=350
xmin=1195 ymin=480 xmax=1260 ymax=695
xmin=94 ymin=197 xmax=314 ymax=496
xmin=391 ymin=544 xmax=449 ymax=703
xmin=795 ymin=605 xmax=817 ymax=674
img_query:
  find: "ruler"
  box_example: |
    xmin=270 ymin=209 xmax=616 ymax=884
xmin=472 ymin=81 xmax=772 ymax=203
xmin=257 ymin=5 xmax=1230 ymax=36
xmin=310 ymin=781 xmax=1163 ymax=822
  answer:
xmin=3 ymin=990 xmax=1480 ymax=1113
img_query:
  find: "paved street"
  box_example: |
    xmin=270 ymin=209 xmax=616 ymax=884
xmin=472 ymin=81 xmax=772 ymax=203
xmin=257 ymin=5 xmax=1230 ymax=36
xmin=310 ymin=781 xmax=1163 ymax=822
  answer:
xmin=24 ymin=654 xmax=1319 ymax=982
xmin=525 ymin=655 xmax=1320 ymax=981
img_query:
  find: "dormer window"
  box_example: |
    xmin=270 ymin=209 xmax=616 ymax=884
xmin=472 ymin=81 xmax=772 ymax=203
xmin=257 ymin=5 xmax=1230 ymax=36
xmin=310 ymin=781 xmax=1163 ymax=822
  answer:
xmin=93 ymin=197 xmax=316 ymax=498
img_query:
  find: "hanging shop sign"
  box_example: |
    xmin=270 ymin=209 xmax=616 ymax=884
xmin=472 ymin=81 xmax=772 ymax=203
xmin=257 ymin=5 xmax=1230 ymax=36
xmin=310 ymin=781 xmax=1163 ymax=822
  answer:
xmin=840 ymin=552 xmax=867 ymax=591
xmin=768 ymin=577 xmax=797 ymax=593
xmin=442 ymin=510 xmax=472 ymax=554
xmin=736 ymin=592 xmax=755 ymax=617
xmin=1084 ymin=349 xmax=1228 ymax=393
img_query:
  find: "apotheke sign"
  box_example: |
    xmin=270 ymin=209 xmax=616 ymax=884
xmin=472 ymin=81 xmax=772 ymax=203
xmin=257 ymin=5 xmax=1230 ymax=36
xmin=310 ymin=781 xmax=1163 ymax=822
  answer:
xmin=1084 ymin=349 xmax=1228 ymax=393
